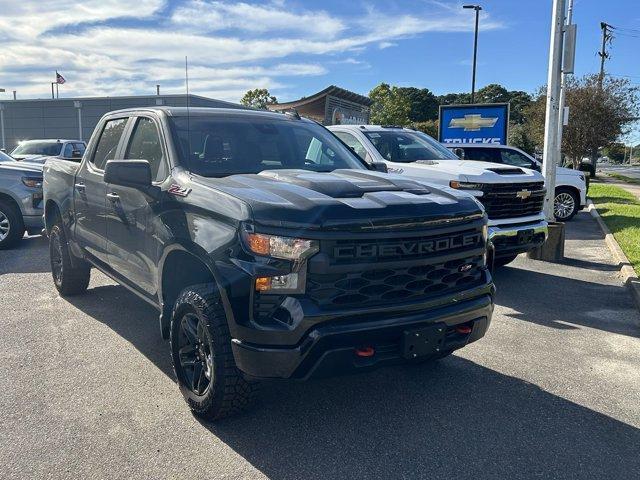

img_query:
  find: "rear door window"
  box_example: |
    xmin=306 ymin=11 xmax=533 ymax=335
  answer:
xmin=460 ymin=147 xmax=502 ymax=163
xmin=92 ymin=118 xmax=127 ymax=169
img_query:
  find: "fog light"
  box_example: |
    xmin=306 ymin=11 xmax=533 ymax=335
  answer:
xmin=255 ymin=273 xmax=299 ymax=292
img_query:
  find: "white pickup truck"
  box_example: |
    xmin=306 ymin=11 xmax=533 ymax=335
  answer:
xmin=329 ymin=125 xmax=548 ymax=266
xmin=448 ymin=143 xmax=587 ymax=221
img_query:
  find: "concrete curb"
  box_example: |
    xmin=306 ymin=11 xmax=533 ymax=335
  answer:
xmin=587 ymin=200 xmax=640 ymax=312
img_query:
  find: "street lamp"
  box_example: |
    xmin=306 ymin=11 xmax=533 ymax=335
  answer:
xmin=463 ymin=4 xmax=482 ymax=104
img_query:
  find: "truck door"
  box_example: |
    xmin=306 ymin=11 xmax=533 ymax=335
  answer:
xmin=105 ymin=116 xmax=167 ymax=297
xmin=74 ymin=117 xmax=128 ymax=266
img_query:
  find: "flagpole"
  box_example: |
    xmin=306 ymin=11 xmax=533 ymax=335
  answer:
xmin=51 ymin=83 xmax=54 ymax=99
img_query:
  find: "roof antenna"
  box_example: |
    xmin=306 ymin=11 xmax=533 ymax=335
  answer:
xmin=185 ymin=55 xmax=192 ymax=166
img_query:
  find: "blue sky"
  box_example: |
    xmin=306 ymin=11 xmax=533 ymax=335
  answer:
xmin=0 ymin=1 xmax=637 ymax=112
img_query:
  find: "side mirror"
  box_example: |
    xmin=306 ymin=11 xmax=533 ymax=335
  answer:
xmin=104 ymin=160 xmax=152 ymax=189
xmin=370 ymin=162 xmax=388 ymax=173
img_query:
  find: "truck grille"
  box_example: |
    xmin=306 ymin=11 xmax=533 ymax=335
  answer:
xmin=304 ymin=220 xmax=487 ymax=310
xmin=478 ymin=182 xmax=545 ymax=219
xmin=307 ymin=254 xmax=484 ymax=308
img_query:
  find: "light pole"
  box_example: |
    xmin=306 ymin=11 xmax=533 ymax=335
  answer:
xmin=463 ymin=4 xmax=482 ymax=103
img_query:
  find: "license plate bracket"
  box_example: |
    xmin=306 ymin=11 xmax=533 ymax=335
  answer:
xmin=517 ymin=228 xmax=535 ymax=245
xmin=402 ymin=324 xmax=446 ymax=359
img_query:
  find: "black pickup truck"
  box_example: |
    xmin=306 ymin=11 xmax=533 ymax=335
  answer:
xmin=44 ymin=107 xmax=494 ymax=420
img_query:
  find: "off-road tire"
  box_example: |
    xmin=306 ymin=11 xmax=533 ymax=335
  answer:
xmin=0 ymin=200 xmax=25 ymax=249
xmin=170 ymin=284 xmax=260 ymax=421
xmin=49 ymin=223 xmax=91 ymax=295
xmin=494 ymin=254 xmax=519 ymax=268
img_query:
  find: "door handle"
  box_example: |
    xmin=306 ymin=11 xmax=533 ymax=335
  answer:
xmin=106 ymin=192 xmax=120 ymax=202
xmin=74 ymin=182 xmax=85 ymax=193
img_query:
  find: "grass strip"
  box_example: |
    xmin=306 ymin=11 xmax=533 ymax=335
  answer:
xmin=589 ymin=183 xmax=640 ymax=276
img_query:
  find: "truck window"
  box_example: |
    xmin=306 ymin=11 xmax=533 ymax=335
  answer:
xmin=125 ymin=117 xmax=166 ymax=181
xmin=333 ymin=131 xmax=367 ymax=160
xmin=62 ymin=143 xmax=74 ymax=158
xmin=92 ymin=118 xmax=127 ymax=169
xmin=500 ymin=149 xmax=536 ymax=169
xmin=460 ymin=147 xmax=502 ymax=163
xmin=364 ymin=131 xmax=458 ymax=162
xmin=169 ymin=116 xmax=364 ymax=177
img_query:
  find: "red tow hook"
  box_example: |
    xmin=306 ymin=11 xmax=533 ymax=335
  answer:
xmin=455 ymin=325 xmax=473 ymax=335
xmin=355 ymin=346 xmax=375 ymax=357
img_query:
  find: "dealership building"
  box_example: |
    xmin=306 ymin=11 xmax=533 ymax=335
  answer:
xmin=0 ymin=85 xmax=372 ymax=151
xmin=0 ymin=94 xmax=241 ymax=151
xmin=267 ymin=85 xmax=371 ymax=125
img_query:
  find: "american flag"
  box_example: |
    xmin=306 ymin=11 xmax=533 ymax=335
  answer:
xmin=56 ymin=72 xmax=66 ymax=84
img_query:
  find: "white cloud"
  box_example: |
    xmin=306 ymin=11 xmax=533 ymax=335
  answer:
xmin=171 ymin=1 xmax=345 ymax=38
xmin=0 ymin=0 xmax=504 ymax=101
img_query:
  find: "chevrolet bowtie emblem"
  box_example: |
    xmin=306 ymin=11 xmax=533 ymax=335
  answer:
xmin=516 ymin=189 xmax=532 ymax=200
xmin=449 ymin=114 xmax=498 ymax=131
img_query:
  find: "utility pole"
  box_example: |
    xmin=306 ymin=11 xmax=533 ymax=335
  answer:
xmin=598 ymin=22 xmax=612 ymax=88
xmin=557 ymin=0 xmax=575 ymax=165
xmin=542 ymin=0 xmax=566 ymax=221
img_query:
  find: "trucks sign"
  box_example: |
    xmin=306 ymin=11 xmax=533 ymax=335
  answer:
xmin=439 ymin=103 xmax=510 ymax=145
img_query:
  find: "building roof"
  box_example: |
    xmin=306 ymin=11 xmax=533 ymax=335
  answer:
xmin=268 ymin=85 xmax=372 ymax=110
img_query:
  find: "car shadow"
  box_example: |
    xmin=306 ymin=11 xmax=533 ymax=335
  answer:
xmin=494 ymin=265 xmax=639 ymax=337
xmin=0 ymin=235 xmax=50 ymax=274
xmin=202 ymin=357 xmax=640 ymax=479
xmin=61 ymin=281 xmax=640 ymax=479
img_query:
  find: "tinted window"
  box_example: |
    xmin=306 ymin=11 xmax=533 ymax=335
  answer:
xmin=500 ymin=149 xmax=536 ymax=169
xmin=169 ymin=116 xmax=364 ymax=177
xmin=125 ymin=118 xmax=166 ymax=181
xmin=73 ymin=143 xmax=86 ymax=156
xmin=460 ymin=147 xmax=502 ymax=163
xmin=11 ymin=141 xmax=62 ymax=157
xmin=333 ymin=131 xmax=367 ymax=160
xmin=62 ymin=143 xmax=74 ymax=158
xmin=92 ymin=118 xmax=127 ymax=169
xmin=364 ymin=130 xmax=458 ymax=162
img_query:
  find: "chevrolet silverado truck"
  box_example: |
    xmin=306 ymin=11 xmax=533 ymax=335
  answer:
xmin=448 ymin=143 xmax=587 ymax=221
xmin=11 ymin=139 xmax=86 ymax=163
xmin=44 ymin=107 xmax=494 ymax=420
xmin=329 ymin=125 xmax=548 ymax=266
xmin=0 ymin=159 xmax=44 ymax=248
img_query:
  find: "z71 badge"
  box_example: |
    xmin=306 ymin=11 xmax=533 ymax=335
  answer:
xmin=168 ymin=184 xmax=191 ymax=197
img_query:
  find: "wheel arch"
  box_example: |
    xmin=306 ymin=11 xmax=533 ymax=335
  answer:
xmin=0 ymin=191 xmax=22 ymax=214
xmin=158 ymin=244 xmax=230 ymax=339
xmin=44 ymin=199 xmax=62 ymax=234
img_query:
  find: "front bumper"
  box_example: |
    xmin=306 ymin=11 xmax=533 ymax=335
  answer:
xmin=23 ymin=214 xmax=44 ymax=230
xmin=231 ymin=289 xmax=494 ymax=380
xmin=489 ymin=220 xmax=548 ymax=258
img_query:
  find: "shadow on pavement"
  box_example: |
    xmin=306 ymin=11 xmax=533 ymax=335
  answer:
xmin=60 ymin=277 xmax=640 ymax=479
xmin=495 ymin=266 xmax=638 ymax=337
xmin=204 ymin=357 xmax=640 ymax=479
xmin=0 ymin=235 xmax=50 ymax=274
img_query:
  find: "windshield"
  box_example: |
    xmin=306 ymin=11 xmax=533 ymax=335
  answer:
xmin=170 ymin=116 xmax=366 ymax=177
xmin=364 ymin=130 xmax=458 ymax=162
xmin=11 ymin=141 xmax=63 ymax=157
xmin=0 ymin=151 xmax=13 ymax=162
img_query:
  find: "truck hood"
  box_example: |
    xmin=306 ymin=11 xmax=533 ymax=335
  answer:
xmin=393 ymin=159 xmax=543 ymax=184
xmin=556 ymin=166 xmax=583 ymax=177
xmin=197 ymin=169 xmax=483 ymax=231
xmin=0 ymin=160 xmax=44 ymax=175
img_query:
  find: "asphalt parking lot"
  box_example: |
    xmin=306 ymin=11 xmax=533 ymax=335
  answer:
xmin=1 ymin=212 xmax=639 ymax=479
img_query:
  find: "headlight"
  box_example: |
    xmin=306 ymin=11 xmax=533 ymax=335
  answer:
xmin=450 ymin=181 xmax=484 ymax=190
xmin=255 ymin=273 xmax=299 ymax=292
xmin=22 ymin=176 xmax=43 ymax=188
xmin=243 ymin=232 xmax=319 ymax=261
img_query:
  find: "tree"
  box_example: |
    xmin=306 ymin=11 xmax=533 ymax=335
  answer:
xmin=437 ymin=92 xmax=471 ymax=106
xmin=602 ymin=142 xmax=626 ymax=163
xmin=368 ymin=83 xmax=411 ymax=125
xmin=240 ymin=88 xmax=277 ymax=110
xmin=523 ymin=75 xmax=639 ymax=168
xmin=397 ymin=87 xmax=439 ymax=122
xmin=411 ymin=120 xmax=439 ymax=138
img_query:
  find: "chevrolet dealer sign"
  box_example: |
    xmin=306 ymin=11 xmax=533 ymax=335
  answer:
xmin=439 ymin=103 xmax=510 ymax=145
